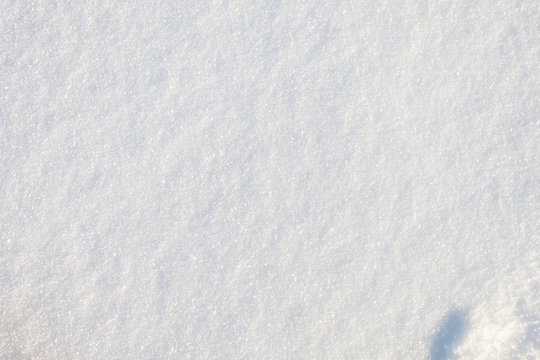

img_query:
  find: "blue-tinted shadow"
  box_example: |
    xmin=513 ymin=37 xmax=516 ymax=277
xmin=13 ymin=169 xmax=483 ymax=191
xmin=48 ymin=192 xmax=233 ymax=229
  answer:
xmin=430 ymin=309 xmax=469 ymax=360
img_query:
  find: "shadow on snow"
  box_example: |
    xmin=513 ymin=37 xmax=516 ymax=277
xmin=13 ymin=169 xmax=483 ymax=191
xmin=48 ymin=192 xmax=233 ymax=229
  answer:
xmin=430 ymin=309 xmax=469 ymax=360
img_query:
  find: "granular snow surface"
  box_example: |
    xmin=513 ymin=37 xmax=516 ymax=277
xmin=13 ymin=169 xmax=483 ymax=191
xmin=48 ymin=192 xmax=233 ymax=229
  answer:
xmin=1 ymin=1 xmax=538 ymax=359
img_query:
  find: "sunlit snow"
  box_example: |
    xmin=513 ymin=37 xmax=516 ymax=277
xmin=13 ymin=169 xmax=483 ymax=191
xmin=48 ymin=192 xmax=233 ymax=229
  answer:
xmin=1 ymin=1 xmax=538 ymax=359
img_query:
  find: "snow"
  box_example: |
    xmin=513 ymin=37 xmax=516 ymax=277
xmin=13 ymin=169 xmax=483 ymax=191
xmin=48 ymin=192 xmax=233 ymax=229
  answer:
xmin=1 ymin=1 xmax=538 ymax=359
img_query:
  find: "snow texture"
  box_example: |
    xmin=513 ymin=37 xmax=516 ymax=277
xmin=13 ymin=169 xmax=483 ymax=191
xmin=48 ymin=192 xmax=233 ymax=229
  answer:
xmin=1 ymin=1 xmax=538 ymax=359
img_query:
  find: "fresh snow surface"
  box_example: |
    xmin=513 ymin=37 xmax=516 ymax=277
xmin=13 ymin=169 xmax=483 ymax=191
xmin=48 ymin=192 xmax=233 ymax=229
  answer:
xmin=1 ymin=1 xmax=538 ymax=359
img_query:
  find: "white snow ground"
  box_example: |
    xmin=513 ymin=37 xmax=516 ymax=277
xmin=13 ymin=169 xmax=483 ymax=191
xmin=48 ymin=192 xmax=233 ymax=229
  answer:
xmin=1 ymin=1 xmax=538 ymax=359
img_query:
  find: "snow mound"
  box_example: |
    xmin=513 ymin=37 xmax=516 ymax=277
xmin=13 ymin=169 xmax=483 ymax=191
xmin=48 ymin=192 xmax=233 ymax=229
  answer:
xmin=456 ymin=255 xmax=540 ymax=359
